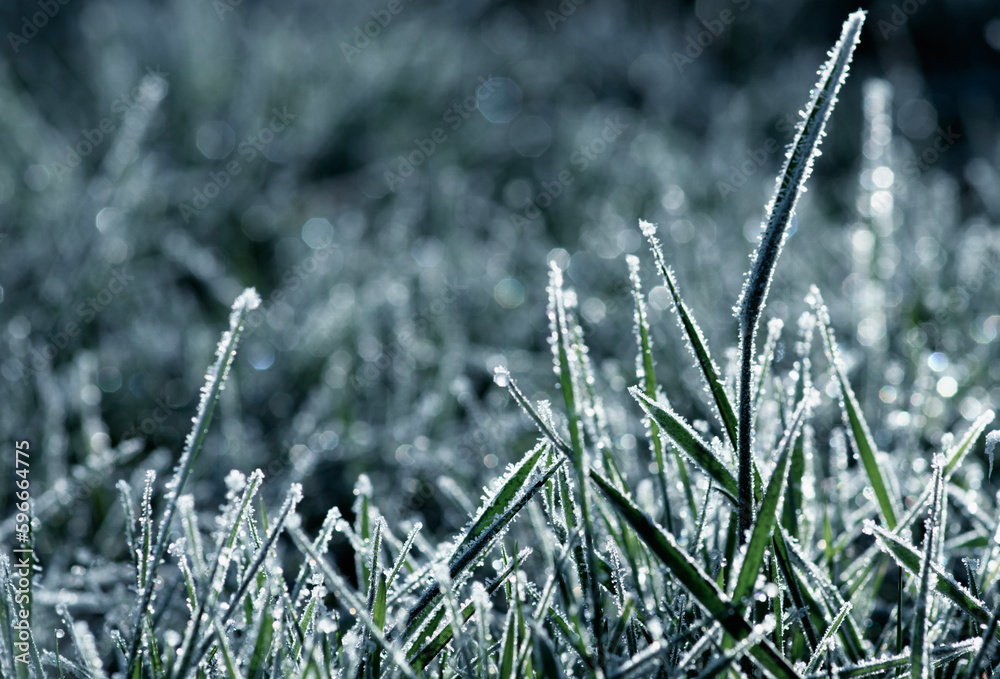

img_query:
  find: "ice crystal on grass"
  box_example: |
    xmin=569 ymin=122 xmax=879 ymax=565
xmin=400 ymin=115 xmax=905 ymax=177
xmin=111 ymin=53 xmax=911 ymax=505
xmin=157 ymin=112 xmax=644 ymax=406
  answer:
xmin=985 ymin=430 xmax=1000 ymax=478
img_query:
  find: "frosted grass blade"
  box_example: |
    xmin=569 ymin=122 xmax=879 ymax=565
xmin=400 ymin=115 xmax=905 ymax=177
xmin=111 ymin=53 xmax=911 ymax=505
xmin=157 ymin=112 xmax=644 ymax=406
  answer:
xmin=640 ymin=222 xmax=739 ymax=452
xmin=804 ymin=601 xmax=852 ymax=674
xmin=812 ymin=289 xmax=898 ymax=529
xmin=627 ymin=254 xmax=689 ymax=529
xmin=590 ymin=470 xmax=801 ymax=679
xmin=632 ymin=388 xmax=738 ymax=501
xmin=911 ymin=461 xmax=942 ymax=679
xmin=401 ymin=457 xmax=563 ymax=640
xmin=867 ymin=521 xmax=998 ymax=636
xmin=732 ymin=391 xmax=812 ymax=606
xmin=736 ymin=11 xmax=865 ymax=542
xmin=125 ymin=288 xmax=260 ymax=678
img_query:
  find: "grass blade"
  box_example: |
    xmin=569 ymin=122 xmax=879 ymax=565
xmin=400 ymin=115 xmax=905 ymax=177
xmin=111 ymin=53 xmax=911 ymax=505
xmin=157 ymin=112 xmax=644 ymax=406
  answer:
xmin=736 ymin=11 xmax=866 ymax=543
xmin=732 ymin=391 xmax=813 ymax=606
xmin=812 ymin=289 xmax=898 ymax=529
xmin=631 ymin=388 xmax=738 ymax=501
xmin=911 ymin=461 xmax=943 ymax=679
xmin=401 ymin=456 xmax=564 ymax=640
xmin=640 ymin=222 xmax=739 ymax=452
xmin=590 ymin=470 xmax=801 ymax=679
xmin=124 ymin=289 xmax=260 ymax=678
xmin=867 ymin=521 xmax=997 ymax=636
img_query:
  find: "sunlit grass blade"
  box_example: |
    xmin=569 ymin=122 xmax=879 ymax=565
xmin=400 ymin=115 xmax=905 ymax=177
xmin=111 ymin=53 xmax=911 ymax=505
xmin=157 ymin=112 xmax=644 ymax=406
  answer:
xmin=804 ymin=601 xmax=852 ymax=674
xmin=911 ymin=460 xmax=942 ymax=679
xmin=627 ymin=254 xmax=689 ymax=531
xmin=732 ymin=391 xmax=813 ymax=606
xmin=867 ymin=521 xmax=998 ymax=636
xmin=289 ymin=525 xmax=420 ymax=679
xmin=631 ymin=388 xmax=738 ymax=501
xmin=589 ymin=470 xmax=801 ymax=679
xmin=546 ymin=263 xmax=606 ymax=671
xmin=125 ymin=288 xmax=261 ymax=678
xmin=736 ymin=11 xmax=865 ymax=543
xmin=640 ymin=221 xmax=739 ymax=452
xmin=812 ymin=289 xmax=898 ymax=529
xmin=401 ymin=458 xmax=563 ymax=641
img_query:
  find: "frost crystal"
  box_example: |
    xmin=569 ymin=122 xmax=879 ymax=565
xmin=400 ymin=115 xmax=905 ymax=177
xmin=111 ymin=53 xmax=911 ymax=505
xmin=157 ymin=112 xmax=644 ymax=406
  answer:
xmin=986 ymin=430 xmax=1000 ymax=478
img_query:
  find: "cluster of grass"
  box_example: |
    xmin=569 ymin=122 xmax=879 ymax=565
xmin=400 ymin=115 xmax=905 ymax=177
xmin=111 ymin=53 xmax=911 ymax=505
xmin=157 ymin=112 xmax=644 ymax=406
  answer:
xmin=5 ymin=9 xmax=1000 ymax=679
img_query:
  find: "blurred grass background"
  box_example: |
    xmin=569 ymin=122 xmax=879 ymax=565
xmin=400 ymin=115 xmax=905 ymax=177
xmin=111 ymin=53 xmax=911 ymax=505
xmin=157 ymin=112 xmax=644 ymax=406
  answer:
xmin=1 ymin=0 xmax=999 ymax=573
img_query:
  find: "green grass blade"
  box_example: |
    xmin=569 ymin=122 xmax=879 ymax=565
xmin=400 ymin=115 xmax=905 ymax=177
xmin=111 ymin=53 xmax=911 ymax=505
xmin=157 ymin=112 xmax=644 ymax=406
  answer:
xmin=370 ymin=572 xmax=387 ymax=678
xmin=867 ymin=521 xmax=997 ymax=636
xmin=402 ymin=457 xmax=563 ymax=640
xmin=125 ymin=289 xmax=261 ymax=678
xmin=813 ymin=290 xmax=898 ymax=529
xmin=804 ymin=601 xmax=852 ymax=674
xmin=737 ymin=10 xmax=865 ymax=543
xmin=627 ymin=254 xmax=687 ymax=531
xmin=631 ymin=388 xmax=738 ymax=501
xmin=640 ymin=222 xmax=739 ymax=452
xmin=732 ymin=391 xmax=813 ymax=605
xmin=589 ymin=470 xmax=801 ymax=679
xmin=911 ymin=461 xmax=942 ymax=679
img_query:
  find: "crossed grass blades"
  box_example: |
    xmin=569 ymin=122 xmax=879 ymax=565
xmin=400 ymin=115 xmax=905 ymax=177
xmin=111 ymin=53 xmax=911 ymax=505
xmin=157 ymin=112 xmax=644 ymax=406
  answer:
xmin=4 ymin=8 xmax=1000 ymax=679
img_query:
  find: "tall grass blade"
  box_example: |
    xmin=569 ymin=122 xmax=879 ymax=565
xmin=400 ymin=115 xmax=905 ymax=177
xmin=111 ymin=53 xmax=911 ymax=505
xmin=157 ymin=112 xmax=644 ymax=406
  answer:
xmin=627 ymin=254 xmax=688 ymax=530
xmin=736 ymin=11 xmax=865 ymax=542
xmin=125 ymin=288 xmax=261 ymax=678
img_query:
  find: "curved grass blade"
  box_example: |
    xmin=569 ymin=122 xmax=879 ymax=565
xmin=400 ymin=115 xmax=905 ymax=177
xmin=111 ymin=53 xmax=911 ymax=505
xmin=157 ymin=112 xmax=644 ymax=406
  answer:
xmin=732 ymin=391 xmax=813 ymax=606
xmin=736 ymin=11 xmax=866 ymax=543
xmin=125 ymin=288 xmax=261 ymax=679
xmin=812 ymin=289 xmax=898 ymax=529
xmin=867 ymin=521 xmax=998 ymax=637
xmin=590 ymin=470 xmax=801 ymax=679
xmin=640 ymin=221 xmax=739 ymax=452
xmin=631 ymin=388 xmax=738 ymax=501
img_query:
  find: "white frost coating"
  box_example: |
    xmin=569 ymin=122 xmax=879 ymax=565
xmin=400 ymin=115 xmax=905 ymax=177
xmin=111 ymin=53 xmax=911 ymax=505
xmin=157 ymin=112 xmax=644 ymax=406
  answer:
xmin=738 ymin=11 xmax=866 ymax=332
xmin=986 ymin=430 xmax=1000 ymax=478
